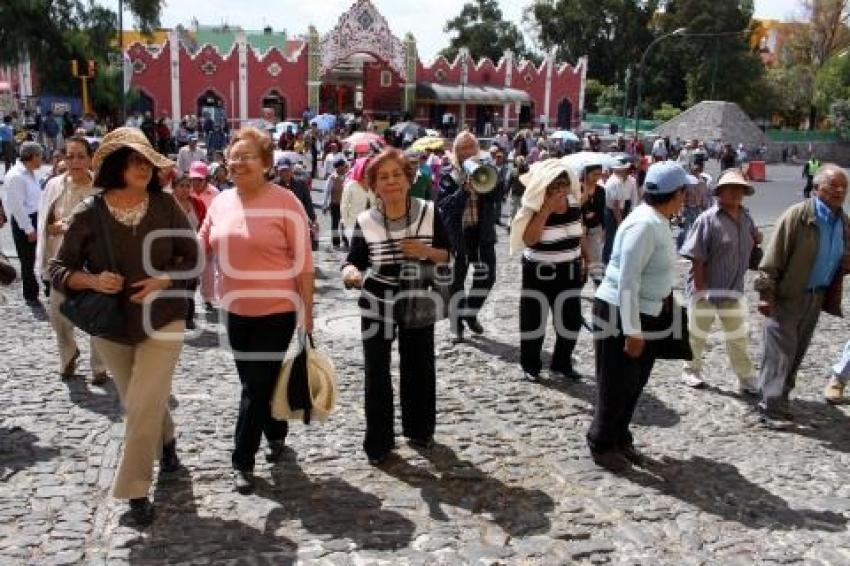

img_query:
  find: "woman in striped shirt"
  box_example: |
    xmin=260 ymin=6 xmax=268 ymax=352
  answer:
xmin=520 ymin=166 xmax=586 ymax=381
xmin=342 ymin=148 xmax=451 ymax=465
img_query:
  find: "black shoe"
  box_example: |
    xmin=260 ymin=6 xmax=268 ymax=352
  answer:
xmin=233 ymin=470 xmax=255 ymax=494
xmin=128 ymin=497 xmax=155 ymax=527
xmin=552 ymin=367 xmax=582 ymax=381
xmin=450 ymin=330 xmax=465 ymax=345
xmin=619 ymin=444 xmax=647 ymax=467
xmin=185 ymin=318 xmax=196 ymax=330
xmin=160 ymin=440 xmax=182 ymax=474
xmin=465 ymin=318 xmax=484 ymax=335
xmin=60 ymin=349 xmax=81 ymax=380
xmin=407 ymin=436 xmax=434 ymax=450
xmin=265 ymin=439 xmax=287 ymax=463
xmin=590 ymin=449 xmax=631 ymax=472
xmin=368 ymin=452 xmax=392 ymax=466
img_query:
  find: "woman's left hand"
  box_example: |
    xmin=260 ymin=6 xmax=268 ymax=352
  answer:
xmin=129 ymin=276 xmax=171 ymax=304
xmin=399 ymin=239 xmax=429 ymax=259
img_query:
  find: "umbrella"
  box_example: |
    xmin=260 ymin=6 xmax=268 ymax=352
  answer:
xmin=343 ymin=132 xmax=385 ymax=153
xmin=550 ymin=130 xmax=580 ymax=143
xmin=274 ymin=150 xmax=306 ymax=166
xmin=390 ymin=121 xmax=427 ymax=143
xmin=310 ymin=114 xmax=336 ymax=131
xmin=561 ymin=151 xmax=619 ymax=175
xmin=410 ymin=136 xmax=446 ymax=152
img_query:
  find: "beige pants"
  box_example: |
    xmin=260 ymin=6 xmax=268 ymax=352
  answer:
xmin=48 ymin=289 xmax=108 ymax=376
xmin=93 ymin=320 xmax=184 ymax=499
xmin=686 ymin=297 xmax=754 ymax=381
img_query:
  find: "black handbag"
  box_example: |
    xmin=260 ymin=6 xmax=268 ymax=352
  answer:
xmin=650 ymin=294 xmax=693 ymax=361
xmin=60 ymin=196 xmax=126 ymax=337
xmin=392 ymin=202 xmax=451 ymax=329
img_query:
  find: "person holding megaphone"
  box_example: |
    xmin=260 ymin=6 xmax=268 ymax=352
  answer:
xmin=436 ymin=132 xmax=500 ymax=344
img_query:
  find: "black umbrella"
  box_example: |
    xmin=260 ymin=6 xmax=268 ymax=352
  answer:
xmin=390 ymin=121 xmax=427 ymax=144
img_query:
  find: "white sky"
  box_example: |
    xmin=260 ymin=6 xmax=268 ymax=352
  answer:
xmin=106 ymin=0 xmax=807 ymax=61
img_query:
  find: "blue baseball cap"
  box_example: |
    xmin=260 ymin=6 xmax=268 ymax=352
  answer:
xmin=644 ymin=161 xmax=693 ymax=195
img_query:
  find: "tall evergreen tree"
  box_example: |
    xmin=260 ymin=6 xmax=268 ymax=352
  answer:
xmin=440 ymin=0 xmax=534 ymax=62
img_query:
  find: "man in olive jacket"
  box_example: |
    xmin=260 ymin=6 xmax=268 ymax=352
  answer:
xmin=753 ymin=164 xmax=850 ymax=428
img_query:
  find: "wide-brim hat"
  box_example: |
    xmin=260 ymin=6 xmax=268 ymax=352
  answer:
xmin=92 ymin=127 xmax=174 ymax=171
xmin=713 ymin=168 xmax=755 ymax=196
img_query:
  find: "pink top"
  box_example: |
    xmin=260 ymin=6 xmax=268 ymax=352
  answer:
xmin=198 ymin=184 xmax=314 ymax=317
xmin=193 ymin=183 xmax=220 ymax=209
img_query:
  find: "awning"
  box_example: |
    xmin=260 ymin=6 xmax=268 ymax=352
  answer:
xmin=416 ymin=82 xmax=531 ymax=105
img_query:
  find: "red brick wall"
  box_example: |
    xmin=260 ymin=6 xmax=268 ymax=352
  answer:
xmin=247 ymin=45 xmax=308 ymax=120
xmin=128 ymin=42 xmax=172 ymax=117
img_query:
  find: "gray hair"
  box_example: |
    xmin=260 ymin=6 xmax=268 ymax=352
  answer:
xmin=19 ymin=141 xmax=43 ymax=161
xmin=813 ymin=163 xmax=848 ymax=189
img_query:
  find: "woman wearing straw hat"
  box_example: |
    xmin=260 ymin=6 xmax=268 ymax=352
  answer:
xmin=49 ymin=127 xmax=199 ymax=526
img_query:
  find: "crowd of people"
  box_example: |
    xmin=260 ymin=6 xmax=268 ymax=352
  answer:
xmin=0 ymin=118 xmax=848 ymax=529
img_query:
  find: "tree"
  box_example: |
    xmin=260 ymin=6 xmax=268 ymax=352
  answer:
xmin=814 ymin=52 xmax=850 ymax=114
xmin=440 ymin=0 xmax=533 ymax=62
xmin=596 ymin=85 xmax=624 ymax=115
xmin=762 ymin=65 xmax=816 ymax=126
xmin=647 ymin=0 xmax=764 ymax=116
xmin=525 ymin=0 xmax=659 ymax=85
xmin=828 ymin=98 xmax=850 ymax=139
xmin=0 ymin=0 xmax=163 ymax=112
xmin=584 ymin=79 xmax=606 ymax=113
xmin=652 ymin=103 xmax=682 ymax=122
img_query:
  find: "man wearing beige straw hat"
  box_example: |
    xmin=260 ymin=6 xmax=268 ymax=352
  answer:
xmin=679 ymin=169 xmax=760 ymax=393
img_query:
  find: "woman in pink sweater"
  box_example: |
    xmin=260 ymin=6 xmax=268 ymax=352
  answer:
xmin=198 ymin=127 xmax=314 ymax=494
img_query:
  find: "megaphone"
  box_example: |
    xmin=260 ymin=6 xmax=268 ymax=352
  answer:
xmin=462 ymin=159 xmax=498 ymax=194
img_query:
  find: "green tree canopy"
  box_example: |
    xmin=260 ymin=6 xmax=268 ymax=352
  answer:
xmin=0 ymin=0 xmax=163 ymax=114
xmin=440 ymin=0 xmax=533 ymax=62
xmin=525 ymin=0 xmax=659 ymax=85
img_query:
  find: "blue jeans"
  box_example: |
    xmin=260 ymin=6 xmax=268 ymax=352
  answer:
xmin=833 ymin=340 xmax=850 ymax=382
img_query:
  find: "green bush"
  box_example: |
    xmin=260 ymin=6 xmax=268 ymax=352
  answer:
xmin=652 ymin=103 xmax=682 ymax=122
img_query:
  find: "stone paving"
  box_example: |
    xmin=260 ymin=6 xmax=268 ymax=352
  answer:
xmin=1 ymin=167 xmax=850 ymax=564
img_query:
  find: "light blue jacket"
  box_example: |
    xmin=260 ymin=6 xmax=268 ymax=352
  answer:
xmin=596 ymin=203 xmax=675 ymax=334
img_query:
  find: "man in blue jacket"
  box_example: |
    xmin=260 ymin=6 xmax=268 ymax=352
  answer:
xmin=437 ymin=132 xmax=498 ymax=344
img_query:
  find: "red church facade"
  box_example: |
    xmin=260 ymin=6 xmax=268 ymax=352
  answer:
xmin=126 ymin=0 xmax=586 ymax=132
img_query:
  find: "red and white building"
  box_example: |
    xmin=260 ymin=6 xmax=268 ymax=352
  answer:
xmin=126 ymin=0 xmax=587 ymax=131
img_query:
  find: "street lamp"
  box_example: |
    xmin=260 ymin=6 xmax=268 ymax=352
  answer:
xmin=634 ymin=27 xmax=687 ymax=139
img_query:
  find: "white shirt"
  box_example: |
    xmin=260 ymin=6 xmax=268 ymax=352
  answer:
xmin=3 ymin=161 xmax=41 ymax=233
xmin=177 ymin=146 xmax=207 ymax=174
xmin=603 ymin=174 xmax=628 ymax=210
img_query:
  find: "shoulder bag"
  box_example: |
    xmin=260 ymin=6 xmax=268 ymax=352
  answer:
xmin=393 ymin=202 xmax=451 ymax=329
xmin=60 ymin=196 xmax=126 ymax=337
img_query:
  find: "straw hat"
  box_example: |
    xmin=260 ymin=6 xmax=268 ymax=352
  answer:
xmin=92 ymin=127 xmax=175 ymax=171
xmin=713 ymin=168 xmax=755 ymax=196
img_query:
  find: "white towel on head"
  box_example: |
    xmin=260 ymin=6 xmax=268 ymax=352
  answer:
xmin=509 ymin=158 xmax=581 ymax=255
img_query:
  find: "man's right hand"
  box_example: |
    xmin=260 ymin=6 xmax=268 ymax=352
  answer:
xmin=757 ymin=300 xmax=773 ymax=317
xmin=92 ymin=271 xmax=124 ymax=294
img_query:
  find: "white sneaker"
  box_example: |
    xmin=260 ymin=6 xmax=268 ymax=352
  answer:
xmin=682 ymin=368 xmax=705 ymax=388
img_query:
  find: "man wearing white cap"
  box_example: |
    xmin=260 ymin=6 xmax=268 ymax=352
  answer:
xmin=680 ymin=169 xmax=760 ymax=393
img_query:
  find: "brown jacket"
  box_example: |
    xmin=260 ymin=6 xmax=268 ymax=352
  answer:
xmin=49 ymin=192 xmax=199 ymax=344
xmin=754 ymin=198 xmax=850 ymax=317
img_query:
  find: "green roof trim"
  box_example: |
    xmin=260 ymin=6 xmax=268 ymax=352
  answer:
xmin=188 ymin=25 xmax=288 ymax=56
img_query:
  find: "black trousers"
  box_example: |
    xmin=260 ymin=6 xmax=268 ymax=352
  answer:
xmin=11 ymin=214 xmax=38 ymax=301
xmin=519 ymin=259 xmax=584 ymax=376
xmin=185 ymin=281 xmax=198 ymax=325
xmin=226 ymin=311 xmax=297 ymax=471
xmin=361 ymin=316 xmax=436 ymax=459
xmin=449 ymin=238 xmax=496 ymax=333
xmin=586 ymin=299 xmax=659 ymax=453
xmin=329 ymin=203 xmax=341 ymax=247
xmin=602 ymin=208 xmax=618 ymax=265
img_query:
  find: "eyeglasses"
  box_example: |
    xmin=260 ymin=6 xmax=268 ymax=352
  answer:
xmin=227 ymin=154 xmax=260 ymax=164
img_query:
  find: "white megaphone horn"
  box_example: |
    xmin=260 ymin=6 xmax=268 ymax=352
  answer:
xmin=462 ymin=159 xmax=498 ymax=194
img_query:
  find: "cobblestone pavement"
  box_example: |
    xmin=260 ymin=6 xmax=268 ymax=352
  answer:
xmin=2 ymin=169 xmax=850 ymax=564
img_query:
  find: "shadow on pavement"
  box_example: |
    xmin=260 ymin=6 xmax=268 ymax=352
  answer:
xmin=470 ymin=335 xmax=681 ymax=428
xmin=0 ymin=426 xmax=60 ymax=480
xmin=125 ymin=467 xmax=297 ymax=563
xmin=383 ymin=442 xmax=554 ymax=537
xmin=772 ymin=398 xmax=850 ymax=454
xmin=624 ymin=455 xmax=848 ymax=531
xmin=64 ymin=378 xmax=122 ymax=422
xmin=255 ymin=460 xmax=416 ymax=551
